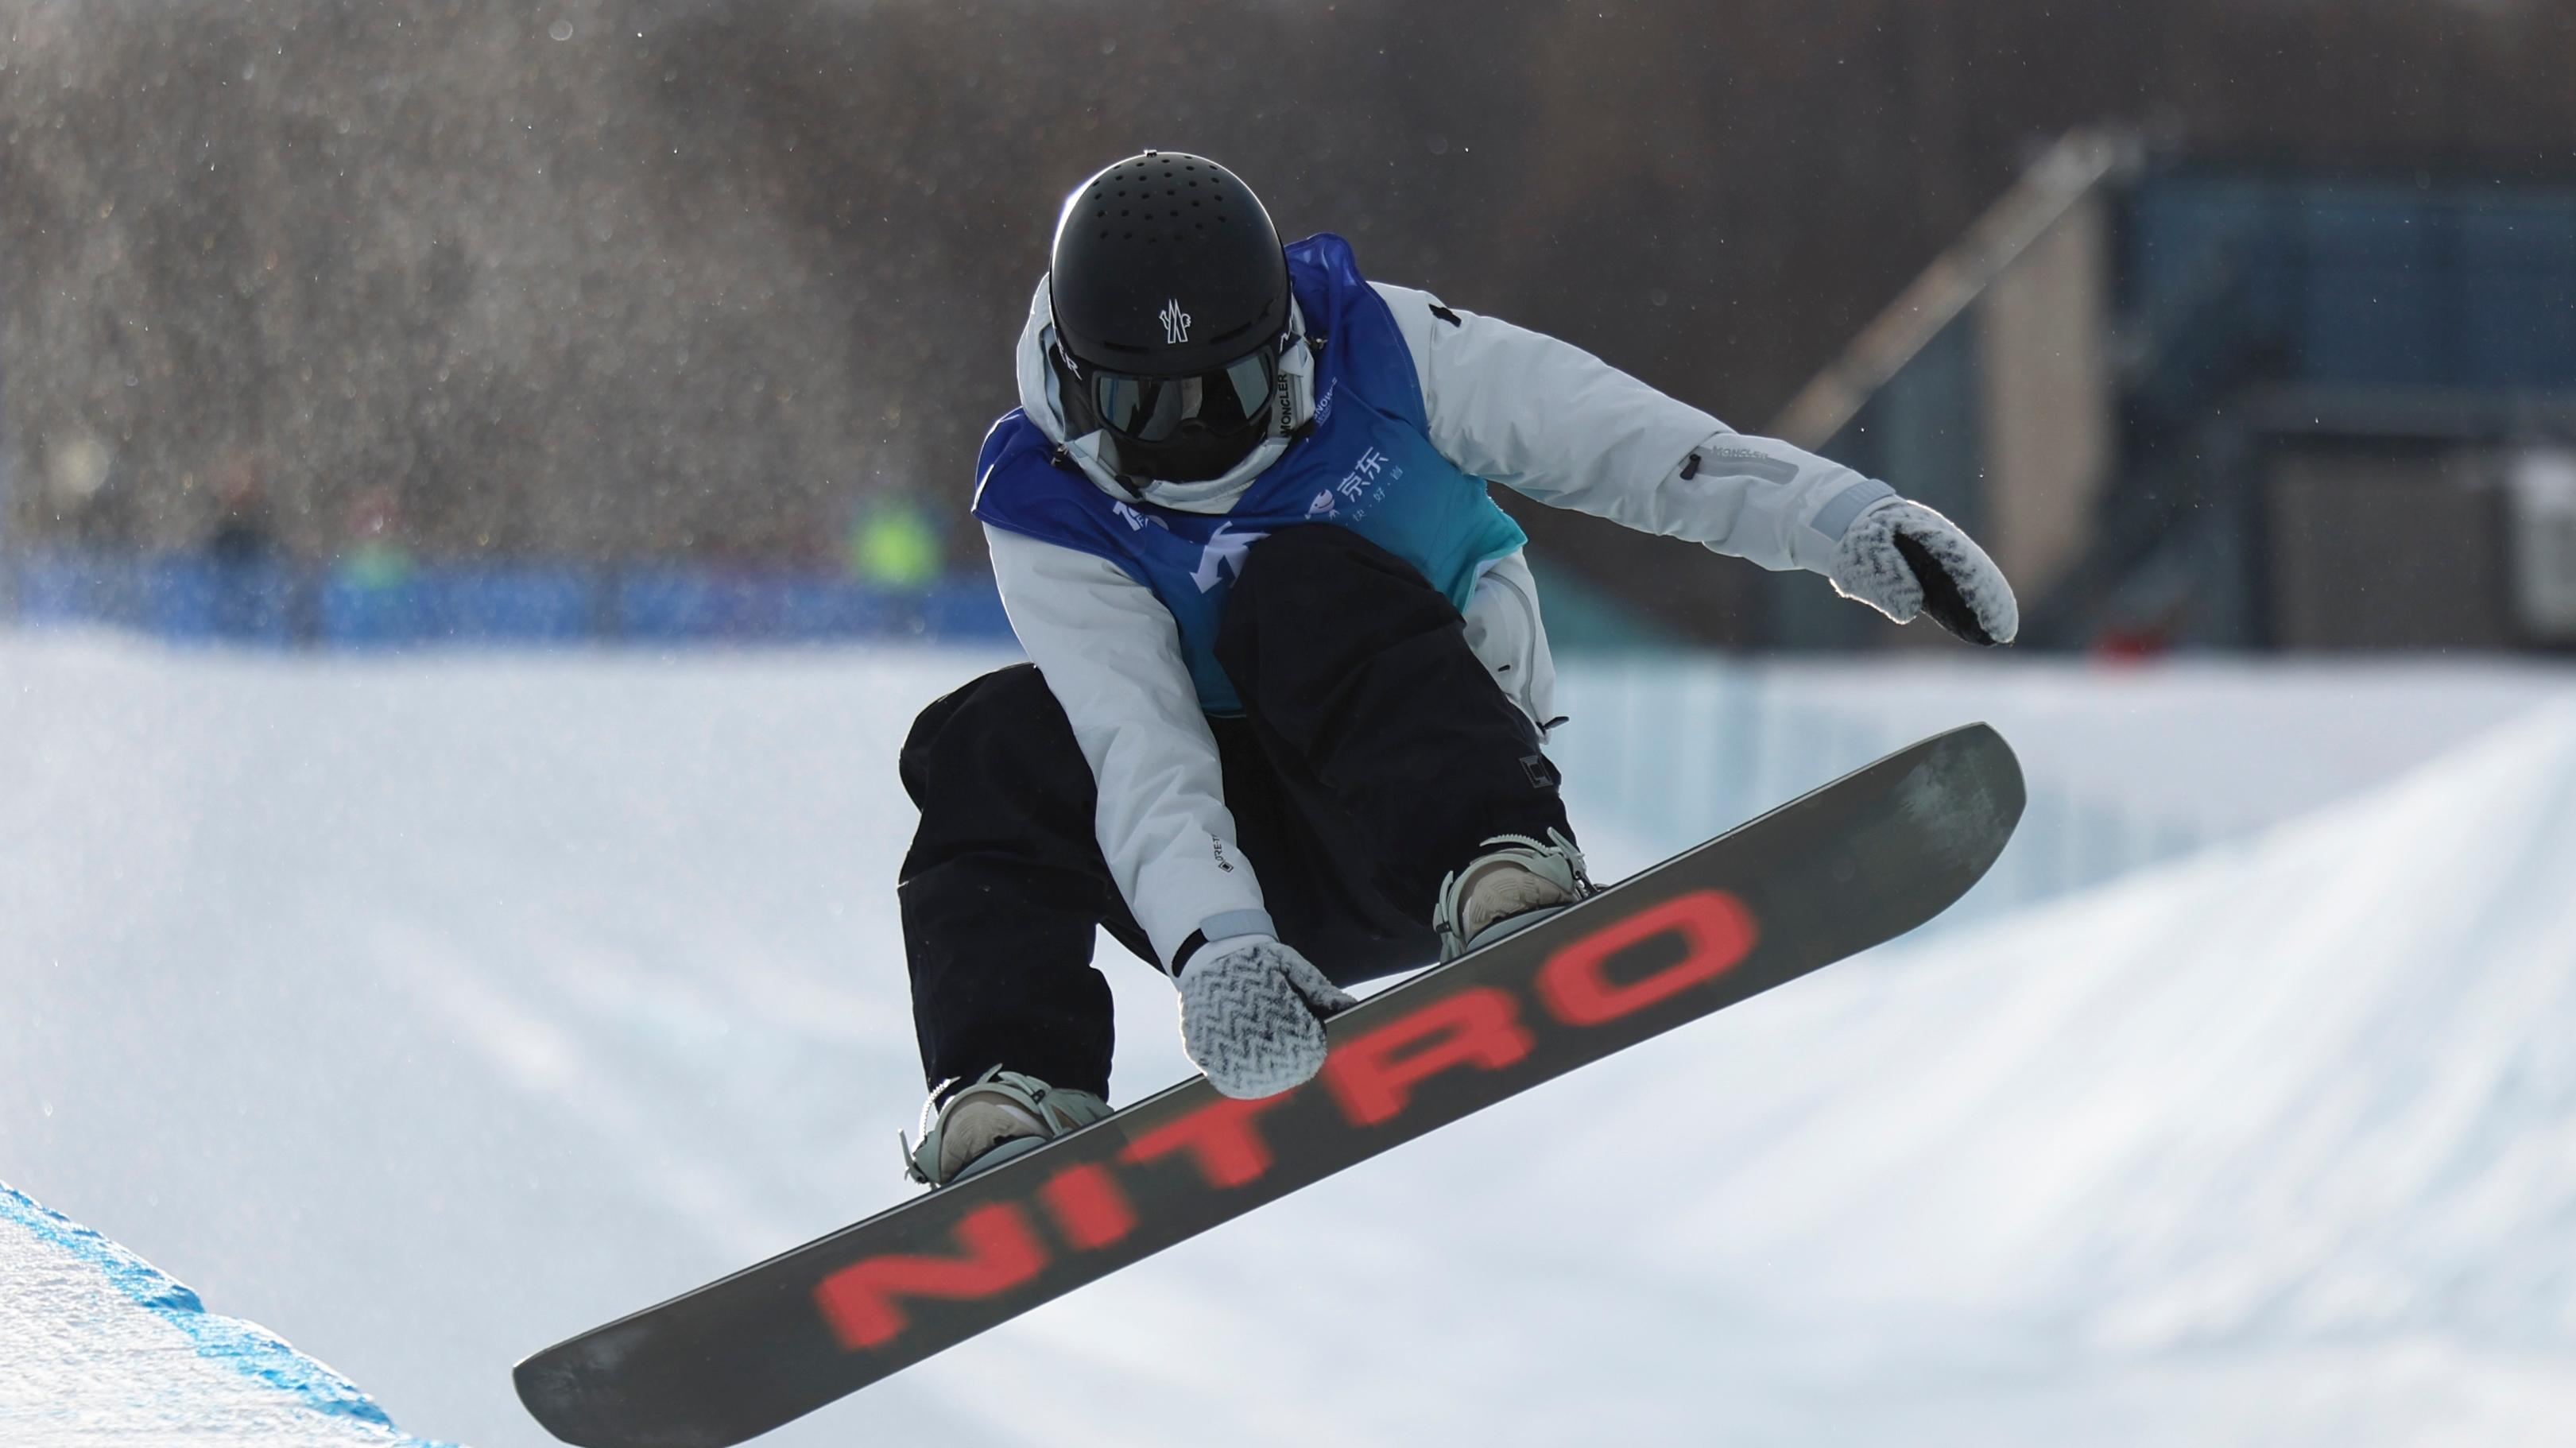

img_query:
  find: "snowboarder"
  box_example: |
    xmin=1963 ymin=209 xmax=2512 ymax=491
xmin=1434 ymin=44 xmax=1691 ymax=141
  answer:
xmin=899 ymin=152 xmax=2018 ymax=1186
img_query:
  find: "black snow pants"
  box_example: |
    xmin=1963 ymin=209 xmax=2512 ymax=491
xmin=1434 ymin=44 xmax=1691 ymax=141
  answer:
xmin=896 ymin=525 xmax=1572 ymax=1099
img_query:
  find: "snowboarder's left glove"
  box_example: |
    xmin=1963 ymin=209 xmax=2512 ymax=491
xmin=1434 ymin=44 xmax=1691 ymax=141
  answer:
xmin=1828 ymin=496 xmax=2020 ymax=646
xmin=1176 ymin=935 xmax=1355 ymax=1100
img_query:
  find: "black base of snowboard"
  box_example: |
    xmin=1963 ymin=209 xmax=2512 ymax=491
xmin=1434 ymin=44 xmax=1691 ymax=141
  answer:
xmin=516 ymin=723 xmax=2024 ymax=1448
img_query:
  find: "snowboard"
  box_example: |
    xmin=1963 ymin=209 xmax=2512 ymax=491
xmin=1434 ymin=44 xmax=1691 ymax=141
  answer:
xmin=516 ymin=722 xmax=2024 ymax=1448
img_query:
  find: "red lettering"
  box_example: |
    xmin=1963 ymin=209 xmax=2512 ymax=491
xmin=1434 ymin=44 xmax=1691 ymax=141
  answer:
xmin=1120 ymin=1097 xmax=1288 ymax=1187
xmin=1038 ymin=1162 xmax=1137 ymax=1250
xmin=1323 ymin=987 xmax=1533 ymax=1127
xmin=1536 ymin=889 xmax=1757 ymax=1027
xmin=812 ymin=1203 xmax=1045 ymax=1350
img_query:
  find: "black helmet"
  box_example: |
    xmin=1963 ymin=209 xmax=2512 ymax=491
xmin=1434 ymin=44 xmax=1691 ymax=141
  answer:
xmin=1048 ymin=153 xmax=1292 ymax=484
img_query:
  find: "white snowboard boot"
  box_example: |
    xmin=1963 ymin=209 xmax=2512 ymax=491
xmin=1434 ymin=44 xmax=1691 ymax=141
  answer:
xmin=905 ymin=1066 xmax=1112 ymax=1187
xmin=1431 ymin=829 xmax=1592 ymax=962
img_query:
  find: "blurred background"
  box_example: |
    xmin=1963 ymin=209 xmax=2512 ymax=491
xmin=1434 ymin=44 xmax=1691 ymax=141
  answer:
xmin=4 ymin=2 xmax=2575 ymax=1446
xmin=6 ymin=0 xmax=2574 ymax=655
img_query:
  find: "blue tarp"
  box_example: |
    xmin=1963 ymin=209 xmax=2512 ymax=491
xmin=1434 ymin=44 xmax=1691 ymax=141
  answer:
xmin=3 ymin=552 xmax=1016 ymax=650
xmin=2128 ymin=176 xmax=2576 ymax=395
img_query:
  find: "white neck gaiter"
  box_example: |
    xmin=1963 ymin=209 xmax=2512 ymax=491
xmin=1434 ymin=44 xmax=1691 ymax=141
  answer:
xmin=1013 ymin=275 xmax=1315 ymax=517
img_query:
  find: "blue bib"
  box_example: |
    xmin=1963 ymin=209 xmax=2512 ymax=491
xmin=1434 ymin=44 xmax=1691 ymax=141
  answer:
xmin=974 ymin=233 xmax=1527 ymax=714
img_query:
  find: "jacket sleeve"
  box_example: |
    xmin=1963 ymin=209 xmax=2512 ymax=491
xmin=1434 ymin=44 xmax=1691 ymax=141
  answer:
xmin=982 ymin=524 xmax=1273 ymax=971
xmin=1371 ymin=281 xmax=1892 ymax=575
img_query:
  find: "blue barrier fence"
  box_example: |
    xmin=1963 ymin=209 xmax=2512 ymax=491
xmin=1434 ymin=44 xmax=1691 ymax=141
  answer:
xmin=1 ymin=550 xmax=1016 ymax=649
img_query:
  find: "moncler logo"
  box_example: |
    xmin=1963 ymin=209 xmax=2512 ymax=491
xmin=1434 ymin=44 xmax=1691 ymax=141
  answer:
xmin=1159 ymin=298 xmax=1191 ymax=346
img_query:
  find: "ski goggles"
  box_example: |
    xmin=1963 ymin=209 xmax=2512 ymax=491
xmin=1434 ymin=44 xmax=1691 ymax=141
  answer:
xmin=1080 ymin=345 xmax=1280 ymax=444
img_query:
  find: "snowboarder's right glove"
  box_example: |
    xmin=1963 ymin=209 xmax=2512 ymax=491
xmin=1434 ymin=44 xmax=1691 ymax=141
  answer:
xmin=1176 ymin=935 xmax=1356 ymax=1100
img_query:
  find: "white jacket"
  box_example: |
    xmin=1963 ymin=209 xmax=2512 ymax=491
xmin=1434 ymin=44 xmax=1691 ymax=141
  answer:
xmin=986 ymin=276 xmax=1892 ymax=970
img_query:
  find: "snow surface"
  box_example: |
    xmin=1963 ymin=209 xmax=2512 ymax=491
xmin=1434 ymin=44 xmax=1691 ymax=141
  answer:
xmin=1550 ymin=655 xmax=2574 ymax=927
xmin=1 ymin=1179 xmax=440 ymax=1446
xmin=1556 ymin=653 xmax=2571 ymax=845
xmin=2 ymin=632 xmax=2571 ymax=1446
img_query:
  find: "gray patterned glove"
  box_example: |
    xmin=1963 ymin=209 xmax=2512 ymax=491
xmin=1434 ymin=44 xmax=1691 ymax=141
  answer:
xmin=1176 ymin=935 xmax=1356 ymax=1100
xmin=1829 ymin=496 xmax=2020 ymax=645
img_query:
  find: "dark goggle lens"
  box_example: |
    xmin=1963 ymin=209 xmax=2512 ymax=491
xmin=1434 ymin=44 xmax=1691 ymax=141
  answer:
xmin=1090 ymin=349 xmax=1276 ymax=442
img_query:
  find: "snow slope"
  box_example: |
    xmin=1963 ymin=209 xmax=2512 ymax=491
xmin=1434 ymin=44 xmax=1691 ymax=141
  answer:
xmin=1556 ymin=653 xmax=2571 ymax=846
xmin=0 ymin=637 xmax=1028 ymax=1448
xmin=1551 ymin=655 xmax=2573 ymax=924
xmin=2 ymin=633 xmax=2570 ymax=1445
xmin=1 ymin=1179 xmax=443 ymax=1446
